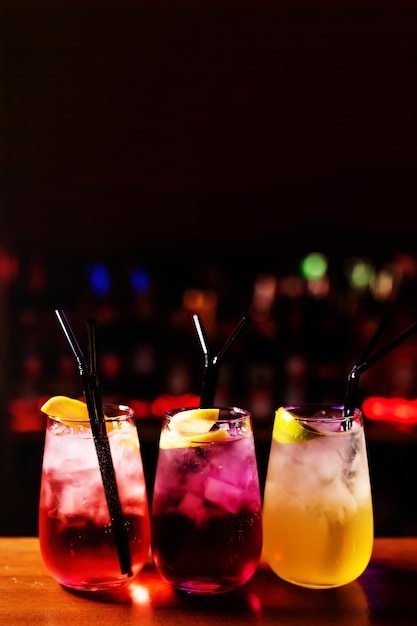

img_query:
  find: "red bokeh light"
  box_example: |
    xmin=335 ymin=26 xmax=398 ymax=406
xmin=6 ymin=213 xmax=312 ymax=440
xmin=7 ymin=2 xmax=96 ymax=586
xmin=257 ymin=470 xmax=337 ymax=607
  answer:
xmin=362 ymin=397 xmax=417 ymax=424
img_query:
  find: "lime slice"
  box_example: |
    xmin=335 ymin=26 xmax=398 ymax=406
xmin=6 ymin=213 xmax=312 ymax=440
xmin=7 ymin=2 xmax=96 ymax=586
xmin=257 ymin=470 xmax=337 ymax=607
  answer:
xmin=161 ymin=408 xmax=228 ymax=449
xmin=273 ymin=407 xmax=322 ymax=444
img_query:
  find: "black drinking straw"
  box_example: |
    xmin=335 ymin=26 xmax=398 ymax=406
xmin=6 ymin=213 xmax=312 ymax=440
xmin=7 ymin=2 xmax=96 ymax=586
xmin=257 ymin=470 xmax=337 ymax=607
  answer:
xmin=343 ymin=313 xmax=392 ymax=420
xmin=343 ymin=317 xmax=417 ymax=419
xmin=54 ymin=309 xmax=132 ymax=577
xmin=192 ymin=314 xmax=249 ymax=408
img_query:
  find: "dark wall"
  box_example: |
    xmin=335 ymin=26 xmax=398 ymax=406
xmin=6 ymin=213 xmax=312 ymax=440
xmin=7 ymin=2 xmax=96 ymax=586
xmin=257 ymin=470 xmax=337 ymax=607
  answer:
xmin=2 ymin=0 xmax=417 ymax=260
xmin=2 ymin=1 xmax=417 ymax=538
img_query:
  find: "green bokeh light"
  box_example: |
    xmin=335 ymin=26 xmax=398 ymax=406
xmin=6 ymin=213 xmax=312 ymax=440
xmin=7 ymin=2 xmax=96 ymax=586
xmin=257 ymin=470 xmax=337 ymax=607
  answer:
xmin=350 ymin=260 xmax=375 ymax=288
xmin=300 ymin=253 xmax=328 ymax=280
xmin=343 ymin=257 xmax=375 ymax=289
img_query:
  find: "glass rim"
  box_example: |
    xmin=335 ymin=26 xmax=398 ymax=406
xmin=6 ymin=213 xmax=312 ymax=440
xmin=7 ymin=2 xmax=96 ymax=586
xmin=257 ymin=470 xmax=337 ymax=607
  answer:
xmin=164 ymin=405 xmax=251 ymax=423
xmin=47 ymin=402 xmax=134 ymax=424
xmin=280 ymin=404 xmax=362 ymax=423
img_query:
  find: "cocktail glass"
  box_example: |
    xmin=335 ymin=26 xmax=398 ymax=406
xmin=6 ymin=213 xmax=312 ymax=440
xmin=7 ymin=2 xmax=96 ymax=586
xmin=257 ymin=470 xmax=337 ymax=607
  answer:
xmin=262 ymin=404 xmax=374 ymax=589
xmin=151 ymin=406 xmax=263 ymax=594
xmin=39 ymin=403 xmax=151 ymax=591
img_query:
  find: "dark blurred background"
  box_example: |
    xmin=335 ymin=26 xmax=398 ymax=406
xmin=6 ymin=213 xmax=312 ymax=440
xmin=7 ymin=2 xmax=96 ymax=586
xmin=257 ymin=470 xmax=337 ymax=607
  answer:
xmin=1 ymin=0 xmax=417 ymax=537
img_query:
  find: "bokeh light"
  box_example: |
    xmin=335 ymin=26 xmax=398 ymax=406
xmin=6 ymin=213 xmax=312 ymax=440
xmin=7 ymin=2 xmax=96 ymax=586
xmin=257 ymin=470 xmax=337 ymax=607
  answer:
xmin=87 ymin=263 xmax=111 ymax=296
xmin=343 ymin=257 xmax=375 ymax=289
xmin=130 ymin=266 xmax=150 ymax=293
xmin=300 ymin=252 xmax=328 ymax=280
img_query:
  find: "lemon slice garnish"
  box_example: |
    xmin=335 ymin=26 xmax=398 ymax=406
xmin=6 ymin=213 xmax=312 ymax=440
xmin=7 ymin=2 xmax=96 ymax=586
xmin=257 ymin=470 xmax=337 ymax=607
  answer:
xmin=40 ymin=395 xmax=90 ymax=422
xmin=40 ymin=395 xmax=113 ymax=430
xmin=188 ymin=429 xmax=229 ymax=444
xmin=161 ymin=408 xmax=228 ymax=449
xmin=273 ymin=407 xmax=322 ymax=444
xmin=171 ymin=408 xmax=219 ymax=434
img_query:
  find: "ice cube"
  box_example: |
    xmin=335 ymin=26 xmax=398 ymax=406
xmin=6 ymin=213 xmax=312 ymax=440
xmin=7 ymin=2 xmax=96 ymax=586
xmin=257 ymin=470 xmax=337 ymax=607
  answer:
xmin=118 ymin=480 xmax=147 ymax=514
xmin=185 ymin=462 xmax=212 ymax=494
xmin=204 ymin=476 xmax=242 ymax=514
xmin=177 ymin=491 xmax=207 ymax=526
xmin=314 ymin=479 xmax=358 ymax=526
xmin=60 ymin=483 xmax=86 ymax=519
xmin=58 ymin=465 xmax=111 ymax=526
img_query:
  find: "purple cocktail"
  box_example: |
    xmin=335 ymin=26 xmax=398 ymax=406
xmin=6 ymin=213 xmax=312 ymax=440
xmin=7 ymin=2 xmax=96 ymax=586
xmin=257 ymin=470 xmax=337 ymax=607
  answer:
xmin=151 ymin=407 xmax=263 ymax=594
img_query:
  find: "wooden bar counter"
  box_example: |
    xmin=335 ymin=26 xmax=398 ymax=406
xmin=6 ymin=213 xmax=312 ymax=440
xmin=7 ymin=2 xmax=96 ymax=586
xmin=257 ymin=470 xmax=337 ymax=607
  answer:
xmin=1 ymin=537 xmax=416 ymax=625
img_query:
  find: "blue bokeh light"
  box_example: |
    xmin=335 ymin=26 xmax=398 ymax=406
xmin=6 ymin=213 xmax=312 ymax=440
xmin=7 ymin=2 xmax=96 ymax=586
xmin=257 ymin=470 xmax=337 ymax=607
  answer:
xmin=130 ymin=266 xmax=150 ymax=293
xmin=87 ymin=263 xmax=111 ymax=296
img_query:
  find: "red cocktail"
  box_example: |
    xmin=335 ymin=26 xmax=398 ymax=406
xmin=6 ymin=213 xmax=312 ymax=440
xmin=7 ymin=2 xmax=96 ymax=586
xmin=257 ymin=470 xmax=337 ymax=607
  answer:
xmin=39 ymin=399 xmax=150 ymax=591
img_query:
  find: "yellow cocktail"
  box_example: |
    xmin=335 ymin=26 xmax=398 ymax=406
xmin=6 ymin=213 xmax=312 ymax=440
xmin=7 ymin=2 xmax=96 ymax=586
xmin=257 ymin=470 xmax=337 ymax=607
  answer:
xmin=262 ymin=405 xmax=374 ymax=589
